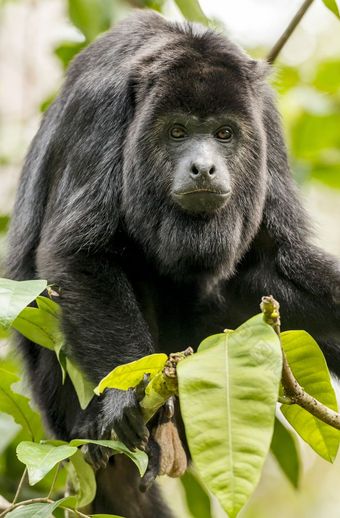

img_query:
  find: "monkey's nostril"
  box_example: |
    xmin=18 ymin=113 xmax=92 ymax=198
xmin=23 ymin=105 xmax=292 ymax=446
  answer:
xmin=191 ymin=164 xmax=199 ymax=176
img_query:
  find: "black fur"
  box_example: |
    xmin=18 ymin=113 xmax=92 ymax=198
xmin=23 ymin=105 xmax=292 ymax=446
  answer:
xmin=7 ymin=10 xmax=340 ymax=517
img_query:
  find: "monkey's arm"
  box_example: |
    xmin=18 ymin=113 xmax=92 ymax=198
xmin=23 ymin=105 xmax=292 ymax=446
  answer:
xmin=237 ymin=241 xmax=340 ymax=375
xmin=36 ymin=250 xmax=154 ymax=449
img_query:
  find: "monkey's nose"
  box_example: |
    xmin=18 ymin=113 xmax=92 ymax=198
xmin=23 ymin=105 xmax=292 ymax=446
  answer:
xmin=190 ymin=162 xmax=216 ymax=179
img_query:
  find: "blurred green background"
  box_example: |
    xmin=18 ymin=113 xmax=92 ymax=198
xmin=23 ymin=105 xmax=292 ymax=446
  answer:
xmin=0 ymin=0 xmax=339 ymax=517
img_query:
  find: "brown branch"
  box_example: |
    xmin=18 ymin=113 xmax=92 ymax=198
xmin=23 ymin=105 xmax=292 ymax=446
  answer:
xmin=261 ymin=295 xmax=340 ymax=430
xmin=266 ymin=0 xmax=315 ymax=64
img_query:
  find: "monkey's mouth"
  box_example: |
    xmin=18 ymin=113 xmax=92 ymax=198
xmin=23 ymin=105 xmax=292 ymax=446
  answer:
xmin=172 ymin=189 xmax=231 ymax=213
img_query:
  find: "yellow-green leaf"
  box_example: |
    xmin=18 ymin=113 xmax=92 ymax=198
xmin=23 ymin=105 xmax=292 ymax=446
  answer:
xmin=270 ymin=417 xmax=300 ymax=488
xmin=280 ymin=330 xmax=340 ymax=462
xmin=178 ymin=314 xmax=282 ymax=518
xmin=94 ymin=354 xmax=168 ymax=395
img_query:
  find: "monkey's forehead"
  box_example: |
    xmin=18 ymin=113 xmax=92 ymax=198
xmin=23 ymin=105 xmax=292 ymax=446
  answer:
xmin=151 ymin=65 xmax=253 ymax=118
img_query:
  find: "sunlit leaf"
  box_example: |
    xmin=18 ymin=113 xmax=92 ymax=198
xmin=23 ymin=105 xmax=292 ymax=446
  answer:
xmin=178 ymin=314 xmax=282 ymax=518
xmin=0 ymin=278 xmax=47 ymax=330
xmin=16 ymin=441 xmax=77 ymax=485
xmin=0 ymin=369 xmax=43 ymax=441
xmin=270 ymin=417 xmax=300 ymax=488
xmin=280 ymin=331 xmax=340 ymax=462
xmin=94 ymin=353 xmax=168 ymax=394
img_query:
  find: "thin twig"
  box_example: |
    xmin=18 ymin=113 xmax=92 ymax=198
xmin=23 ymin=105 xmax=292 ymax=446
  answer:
xmin=11 ymin=467 xmax=27 ymax=505
xmin=0 ymin=498 xmax=53 ymax=518
xmin=261 ymin=295 xmax=340 ymax=430
xmin=266 ymin=0 xmax=315 ymax=64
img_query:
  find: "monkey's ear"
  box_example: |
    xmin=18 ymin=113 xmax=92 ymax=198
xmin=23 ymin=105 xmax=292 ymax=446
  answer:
xmin=245 ymin=59 xmax=270 ymax=83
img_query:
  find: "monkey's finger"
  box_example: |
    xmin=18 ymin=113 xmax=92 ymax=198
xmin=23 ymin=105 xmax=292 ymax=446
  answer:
xmin=139 ymin=439 xmax=160 ymax=492
xmin=125 ymin=407 xmax=149 ymax=441
xmin=114 ymin=420 xmax=142 ymax=451
xmin=82 ymin=444 xmax=110 ymax=470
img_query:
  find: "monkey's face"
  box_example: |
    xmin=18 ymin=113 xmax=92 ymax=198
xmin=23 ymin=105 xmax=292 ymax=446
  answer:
xmin=121 ymin=60 xmax=268 ymax=278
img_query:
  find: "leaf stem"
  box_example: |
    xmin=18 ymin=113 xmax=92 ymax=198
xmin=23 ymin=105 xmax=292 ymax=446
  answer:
xmin=266 ymin=0 xmax=314 ymax=64
xmin=261 ymin=295 xmax=340 ymax=430
xmin=11 ymin=467 xmax=27 ymax=505
xmin=47 ymin=464 xmax=60 ymax=499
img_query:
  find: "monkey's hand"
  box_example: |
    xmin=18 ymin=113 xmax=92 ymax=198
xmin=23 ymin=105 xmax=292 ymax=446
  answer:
xmin=76 ymin=389 xmax=149 ymax=470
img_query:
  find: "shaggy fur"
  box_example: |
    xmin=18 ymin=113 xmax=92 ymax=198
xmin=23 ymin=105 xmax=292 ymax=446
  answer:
xmin=7 ymin=10 xmax=340 ymax=517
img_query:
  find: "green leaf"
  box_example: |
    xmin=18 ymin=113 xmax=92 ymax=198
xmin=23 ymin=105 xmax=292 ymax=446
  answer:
xmin=0 ymin=369 xmax=43 ymax=441
xmin=178 ymin=314 xmax=282 ymax=518
xmin=67 ymin=449 xmax=96 ymax=508
xmin=94 ymin=353 xmax=168 ymax=394
xmin=66 ymin=357 xmax=95 ymax=409
xmin=12 ymin=302 xmax=61 ymax=351
xmin=0 ymin=215 xmax=10 ymax=233
xmin=0 ymin=278 xmax=47 ymax=330
xmin=91 ymin=515 xmax=124 ymax=518
xmin=270 ymin=417 xmax=300 ymax=488
xmin=313 ymin=59 xmax=340 ymax=94
xmin=16 ymin=441 xmax=77 ymax=485
xmin=181 ymin=469 xmax=212 ymax=518
xmin=70 ymin=439 xmax=148 ymax=476
xmin=54 ymin=41 xmax=86 ymax=69
xmin=174 ymin=0 xmax=210 ymax=25
xmin=280 ymin=331 xmax=340 ymax=462
xmin=322 ymin=0 xmax=340 ymax=18
xmin=68 ymin=0 xmax=113 ymax=41
xmin=6 ymin=498 xmax=75 ymax=518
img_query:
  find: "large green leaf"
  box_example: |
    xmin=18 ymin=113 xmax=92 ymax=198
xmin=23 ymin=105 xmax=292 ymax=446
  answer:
xmin=174 ymin=0 xmax=210 ymax=25
xmin=280 ymin=331 xmax=340 ymax=462
xmin=178 ymin=314 xmax=282 ymax=518
xmin=181 ymin=469 xmax=212 ymax=518
xmin=0 ymin=369 xmax=43 ymax=441
xmin=67 ymin=449 xmax=96 ymax=508
xmin=16 ymin=441 xmax=77 ymax=485
xmin=70 ymin=439 xmax=148 ymax=476
xmin=0 ymin=278 xmax=47 ymax=329
xmin=94 ymin=353 xmax=168 ymax=394
xmin=6 ymin=498 xmax=75 ymax=518
xmin=270 ymin=417 xmax=300 ymax=488
xmin=66 ymin=357 xmax=95 ymax=409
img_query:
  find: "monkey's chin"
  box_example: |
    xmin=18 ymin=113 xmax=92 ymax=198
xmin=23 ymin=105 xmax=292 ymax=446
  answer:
xmin=172 ymin=190 xmax=231 ymax=214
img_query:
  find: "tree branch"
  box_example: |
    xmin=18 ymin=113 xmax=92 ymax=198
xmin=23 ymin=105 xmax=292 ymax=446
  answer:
xmin=266 ymin=0 xmax=315 ymax=64
xmin=261 ymin=295 xmax=340 ymax=430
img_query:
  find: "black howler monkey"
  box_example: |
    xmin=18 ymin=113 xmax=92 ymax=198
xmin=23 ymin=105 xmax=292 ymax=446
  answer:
xmin=7 ymin=9 xmax=340 ymax=518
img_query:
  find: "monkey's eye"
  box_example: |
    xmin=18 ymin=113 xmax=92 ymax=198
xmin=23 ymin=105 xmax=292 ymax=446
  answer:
xmin=169 ymin=125 xmax=187 ymax=140
xmin=215 ymin=127 xmax=233 ymax=142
